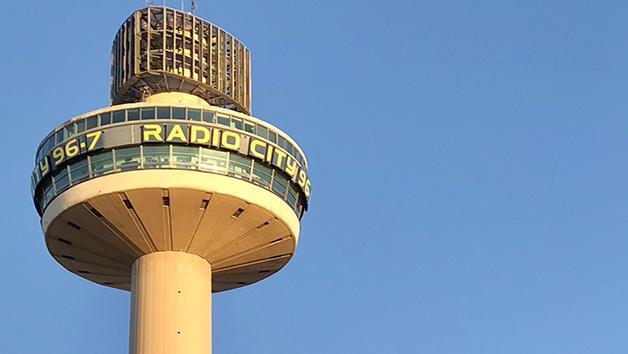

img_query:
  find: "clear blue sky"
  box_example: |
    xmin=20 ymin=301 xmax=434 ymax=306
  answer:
xmin=3 ymin=0 xmax=628 ymax=353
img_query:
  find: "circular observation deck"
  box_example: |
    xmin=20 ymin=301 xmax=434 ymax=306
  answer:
xmin=31 ymin=102 xmax=310 ymax=292
xmin=111 ymin=7 xmax=251 ymax=114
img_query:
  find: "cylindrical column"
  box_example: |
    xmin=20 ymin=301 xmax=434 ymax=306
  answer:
xmin=129 ymin=251 xmax=212 ymax=354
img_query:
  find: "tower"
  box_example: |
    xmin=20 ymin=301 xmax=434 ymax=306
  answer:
xmin=30 ymin=5 xmax=310 ymax=354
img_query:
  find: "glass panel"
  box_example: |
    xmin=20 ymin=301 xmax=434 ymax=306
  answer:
xmin=287 ymin=183 xmax=298 ymax=207
xmin=69 ymin=159 xmax=89 ymax=184
xmin=272 ymin=173 xmax=287 ymax=197
xmin=90 ymin=151 xmax=114 ymax=177
xmin=217 ymin=114 xmax=230 ymax=126
xmin=44 ymin=181 xmax=54 ymax=205
xmin=64 ymin=124 xmax=75 ymax=139
xmin=188 ymin=109 xmax=201 ymax=121
xmin=127 ymin=109 xmax=139 ymax=121
xmin=141 ymin=107 xmax=155 ymax=120
xmin=53 ymin=167 xmax=69 ymax=193
xmin=287 ymin=143 xmax=295 ymax=157
xmin=278 ymin=135 xmax=287 ymax=149
xmin=255 ymin=124 xmax=267 ymax=139
xmin=111 ymin=110 xmax=124 ymax=123
xmin=244 ymin=121 xmax=255 ymax=133
xmin=172 ymin=146 xmax=199 ymax=168
xmin=76 ymin=119 xmax=86 ymax=133
xmin=268 ymin=130 xmax=277 ymax=143
xmin=55 ymin=130 xmax=64 ymax=145
xmin=228 ymin=154 xmax=251 ymax=179
xmin=115 ymin=146 xmax=141 ymax=170
xmin=86 ymin=116 xmax=98 ymax=130
xmin=172 ymin=108 xmax=186 ymax=120
xmin=200 ymin=148 xmax=227 ymax=173
xmin=202 ymin=111 xmax=215 ymax=123
xmin=251 ymin=161 xmax=271 ymax=187
xmin=142 ymin=145 xmax=170 ymax=168
xmin=157 ymin=107 xmax=171 ymax=119
xmin=230 ymin=117 xmax=243 ymax=130
xmin=100 ymin=112 xmax=112 ymax=126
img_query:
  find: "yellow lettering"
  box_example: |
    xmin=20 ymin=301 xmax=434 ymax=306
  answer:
xmin=166 ymin=124 xmax=188 ymax=142
xmin=142 ymin=124 xmax=163 ymax=142
xmin=298 ymin=170 xmax=307 ymax=187
xmin=221 ymin=131 xmax=240 ymax=151
xmin=285 ymin=156 xmax=298 ymax=177
xmin=249 ymin=139 xmax=266 ymax=160
xmin=190 ymin=125 xmax=210 ymax=144
xmin=39 ymin=158 xmax=50 ymax=176
xmin=273 ymin=149 xmax=287 ymax=168
xmin=265 ymin=145 xmax=274 ymax=163
xmin=211 ymin=128 xmax=221 ymax=147
xmin=304 ymin=179 xmax=311 ymax=197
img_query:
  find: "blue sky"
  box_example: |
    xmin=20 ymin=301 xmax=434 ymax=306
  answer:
xmin=3 ymin=0 xmax=628 ymax=353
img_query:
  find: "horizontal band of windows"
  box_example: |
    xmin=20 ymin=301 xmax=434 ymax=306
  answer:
xmin=36 ymin=107 xmax=306 ymax=170
xmin=33 ymin=146 xmax=307 ymax=219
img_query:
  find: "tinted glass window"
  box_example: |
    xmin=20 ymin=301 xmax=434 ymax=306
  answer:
xmin=244 ymin=121 xmax=255 ymax=133
xmin=157 ymin=107 xmax=171 ymax=119
xmin=90 ymin=151 xmax=114 ymax=176
xmin=202 ymin=111 xmax=215 ymax=123
xmin=268 ymin=131 xmax=277 ymax=143
xmin=115 ymin=146 xmax=141 ymax=170
xmin=217 ymin=114 xmax=230 ymax=126
xmin=255 ymin=125 xmax=267 ymax=139
xmin=141 ymin=107 xmax=155 ymax=120
xmin=100 ymin=112 xmax=112 ymax=125
xmin=76 ymin=119 xmax=86 ymax=133
xmin=86 ymin=116 xmax=98 ymax=129
xmin=112 ymin=110 xmax=125 ymax=123
xmin=188 ymin=109 xmax=201 ymax=121
xmin=69 ymin=159 xmax=89 ymax=184
xmin=172 ymin=108 xmax=185 ymax=119
xmin=230 ymin=117 xmax=243 ymax=130
xmin=127 ymin=109 xmax=139 ymax=121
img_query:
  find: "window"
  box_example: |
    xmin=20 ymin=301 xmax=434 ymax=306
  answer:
xmin=228 ymin=154 xmax=251 ymax=179
xmin=111 ymin=110 xmax=125 ymax=123
xmin=217 ymin=114 xmax=230 ymax=126
xmin=142 ymin=145 xmax=169 ymax=168
xmin=230 ymin=117 xmax=243 ymax=130
xmin=172 ymin=108 xmax=186 ymax=119
xmin=90 ymin=151 xmax=114 ymax=176
xmin=100 ymin=112 xmax=111 ymax=126
xmin=115 ymin=146 xmax=141 ymax=170
xmin=202 ymin=111 xmax=215 ymax=123
xmin=141 ymin=107 xmax=155 ymax=120
xmin=268 ymin=130 xmax=277 ymax=143
xmin=200 ymin=148 xmax=226 ymax=173
xmin=255 ymin=124 xmax=267 ymax=139
xmin=188 ymin=109 xmax=201 ymax=121
xmin=278 ymin=135 xmax=287 ymax=149
xmin=53 ymin=167 xmax=69 ymax=193
xmin=127 ymin=109 xmax=140 ymax=121
xmin=251 ymin=161 xmax=272 ymax=188
xmin=157 ymin=107 xmax=171 ymax=119
xmin=64 ymin=124 xmax=75 ymax=139
xmin=244 ymin=121 xmax=255 ymax=133
xmin=287 ymin=183 xmax=298 ymax=207
xmin=69 ymin=159 xmax=89 ymax=184
xmin=55 ymin=130 xmax=64 ymax=145
xmin=172 ymin=146 xmax=199 ymax=168
xmin=76 ymin=119 xmax=86 ymax=133
xmin=272 ymin=173 xmax=287 ymax=197
xmin=86 ymin=116 xmax=98 ymax=130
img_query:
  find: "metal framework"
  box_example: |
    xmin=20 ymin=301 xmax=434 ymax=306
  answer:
xmin=111 ymin=7 xmax=251 ymax=114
